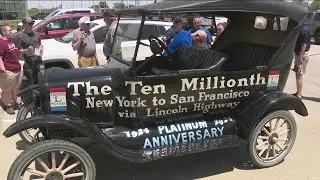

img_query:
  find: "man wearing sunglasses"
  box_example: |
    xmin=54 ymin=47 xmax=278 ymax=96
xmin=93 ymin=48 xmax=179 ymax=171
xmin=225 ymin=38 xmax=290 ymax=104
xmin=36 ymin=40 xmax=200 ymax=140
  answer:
xmin=14 ymin=17 xmax=43 ymax=86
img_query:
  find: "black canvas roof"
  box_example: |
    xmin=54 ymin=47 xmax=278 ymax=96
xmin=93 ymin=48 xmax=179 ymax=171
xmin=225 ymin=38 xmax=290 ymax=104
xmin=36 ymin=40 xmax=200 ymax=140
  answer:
xmin=113 ymin=0 xmax=308 ymax=23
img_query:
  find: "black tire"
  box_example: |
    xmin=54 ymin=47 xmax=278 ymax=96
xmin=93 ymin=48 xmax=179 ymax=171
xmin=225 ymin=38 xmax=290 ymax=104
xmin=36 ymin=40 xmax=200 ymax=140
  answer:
xmin=248 ymin=110 xmax=297 ymax=168
xmin=45 ymin=67 xmax=65 ymax=73
xmin=314 ymin=31 xmax=320 ymax=45
xmin=7 ymin=139 xmax=96 ymax=180
xmin=16 ymin=101 xmax=42 ymax=144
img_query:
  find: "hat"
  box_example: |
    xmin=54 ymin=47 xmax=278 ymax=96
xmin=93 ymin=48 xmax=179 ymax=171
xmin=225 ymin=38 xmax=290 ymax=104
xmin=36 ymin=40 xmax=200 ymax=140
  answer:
xmin=102 ymin=10 xmax=116 ymax=17
xmin=78 ymin=16 xmax=91 ymax=25
xmin=22 ymin=17 xmax=35 ymax=24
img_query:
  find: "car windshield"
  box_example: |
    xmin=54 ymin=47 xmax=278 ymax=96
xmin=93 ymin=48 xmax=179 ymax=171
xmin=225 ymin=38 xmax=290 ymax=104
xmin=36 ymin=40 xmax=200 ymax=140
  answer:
xmin=32 ymin=18 xmax=51 ymax=30
xmin=110 ymin=17 xmax=171 ymax=61
xmin=58 ymin=23 xmax=99 ymax=43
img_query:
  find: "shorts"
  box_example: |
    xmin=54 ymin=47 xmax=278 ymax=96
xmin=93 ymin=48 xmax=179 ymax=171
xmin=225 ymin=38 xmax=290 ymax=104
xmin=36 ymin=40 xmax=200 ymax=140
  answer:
xmin=0 ymin=69 xmax=23 ymax=90
xmin=294 ymin=51 xmax=309 ymax=75
xmin=78 ymin=55 xmax=99 ymax=68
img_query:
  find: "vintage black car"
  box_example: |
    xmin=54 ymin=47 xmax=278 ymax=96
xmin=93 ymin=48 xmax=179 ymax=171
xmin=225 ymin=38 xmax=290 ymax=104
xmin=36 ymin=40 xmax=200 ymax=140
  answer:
xmin=3 ymin=0 xmax=309 ymax=179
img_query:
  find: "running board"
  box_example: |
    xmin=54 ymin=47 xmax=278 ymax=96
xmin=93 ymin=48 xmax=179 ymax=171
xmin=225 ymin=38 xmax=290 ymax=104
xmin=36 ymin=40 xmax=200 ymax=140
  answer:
xmin=101 ymin=116 xmax=246 ymax=162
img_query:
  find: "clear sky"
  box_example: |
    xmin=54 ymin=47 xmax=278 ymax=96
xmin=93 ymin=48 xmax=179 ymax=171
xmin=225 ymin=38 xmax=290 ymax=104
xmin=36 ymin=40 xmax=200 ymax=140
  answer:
xmin=26 ymin=0 xmax=156 ymax=9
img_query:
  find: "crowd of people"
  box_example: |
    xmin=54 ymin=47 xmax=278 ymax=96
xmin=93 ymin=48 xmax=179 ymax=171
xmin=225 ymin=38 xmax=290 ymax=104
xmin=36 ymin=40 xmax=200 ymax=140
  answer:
xmin=0 ymin=11 xmax=312 ymax=115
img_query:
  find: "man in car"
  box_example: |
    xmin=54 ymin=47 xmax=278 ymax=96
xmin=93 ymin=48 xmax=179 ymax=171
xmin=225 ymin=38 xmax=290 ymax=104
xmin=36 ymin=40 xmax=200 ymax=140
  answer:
xmin=72 ymin=16 xmax=98 ymax=68
xmin=217 ymin=22 xmax=227 ymax=36
xmin=292 ymin=24 xmax=311 ymax=99
xmin=163 ymin=29 xmax=207 ymax=56
xmin=15 ymin=17 xmax=43 ymax=86
xmin=188 ymin=17 xmax=213 ymax=49
xmin=103 ymin=10 xmax=123 ymax=60
xmin=162 ymin=17 xmax=183 ymax=45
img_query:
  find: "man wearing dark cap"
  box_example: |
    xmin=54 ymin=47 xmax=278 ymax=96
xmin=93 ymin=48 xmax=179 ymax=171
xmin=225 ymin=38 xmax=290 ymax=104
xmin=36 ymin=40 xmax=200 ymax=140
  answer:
xmin=162 ymin=17 xmax=183 ymax=45
xmin=14 ymin=17 xmax=43 ymax=86
xmin=102 ymin=10 xmax=122 ymax=60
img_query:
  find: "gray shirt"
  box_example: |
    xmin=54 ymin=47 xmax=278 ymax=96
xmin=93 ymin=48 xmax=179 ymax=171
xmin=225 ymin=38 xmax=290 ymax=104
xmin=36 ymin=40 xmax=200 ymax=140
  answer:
xmin=103 ymin=21 xmax=122 ymax=58
xmin=73 ymin=28 xmax=96 ymax=57
xmin=14 ymin=31 xmax=42 ymax=62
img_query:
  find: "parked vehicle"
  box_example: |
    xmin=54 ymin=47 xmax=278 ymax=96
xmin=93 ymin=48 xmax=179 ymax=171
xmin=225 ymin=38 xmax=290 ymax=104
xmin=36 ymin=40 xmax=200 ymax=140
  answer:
xmin=3 ymin=0 xmax=308 ymax=179
xmin=17 ymin=8 xmax=96 ymax=28
xmin=303 ymin=10 xmax=320 ymax=44
xmin=31 ymin=13 xmax=102 ymax=39
xmin=45 ymin=8 xmax=96 ymax=18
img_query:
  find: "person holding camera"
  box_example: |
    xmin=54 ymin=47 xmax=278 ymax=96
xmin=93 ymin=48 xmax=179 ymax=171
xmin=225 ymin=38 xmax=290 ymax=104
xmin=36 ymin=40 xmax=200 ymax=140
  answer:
xmin=72 ymin=16 xmax=98 ymax=67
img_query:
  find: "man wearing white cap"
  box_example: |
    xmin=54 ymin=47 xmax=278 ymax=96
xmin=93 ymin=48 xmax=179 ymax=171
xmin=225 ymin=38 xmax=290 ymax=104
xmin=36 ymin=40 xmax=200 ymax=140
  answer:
xmin=71 ymin=16 xmax=98 ymax=67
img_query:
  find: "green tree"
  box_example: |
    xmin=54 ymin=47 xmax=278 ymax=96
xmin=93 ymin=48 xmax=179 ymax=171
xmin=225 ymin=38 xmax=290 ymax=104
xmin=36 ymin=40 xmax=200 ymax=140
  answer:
xmin=309 ymin=0 xmax=320 ymax=11
xmin=90 ymin=4 xmax=100 ymax=12
xmin=114 ymin=2 xmax=125 ymax=9
xmin=99 ymin=0 xmax=108 ymax=9
xmin=28 ymin=8 xmax=54 ymax=17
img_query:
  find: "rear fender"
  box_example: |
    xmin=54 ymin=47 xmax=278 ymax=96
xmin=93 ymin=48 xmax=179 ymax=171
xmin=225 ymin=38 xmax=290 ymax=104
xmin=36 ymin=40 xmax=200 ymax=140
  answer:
xmin=236 ymin=91 xmax=308 ymax=140
xmin=3 ymin=115 xmax=106 ymax=142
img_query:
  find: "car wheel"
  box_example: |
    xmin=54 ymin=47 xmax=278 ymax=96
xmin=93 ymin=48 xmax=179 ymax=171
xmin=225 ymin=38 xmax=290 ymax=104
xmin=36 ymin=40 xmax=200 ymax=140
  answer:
xmin=314 ymin=31 xmax=320 ymax=45
xmin=17 ymin=101 xmax=44 ymax=144
xmin=45 ymin=67 xmax=65 ymax=73
xmin=248 ymin=110 xmax=297 ymax=168
xmin=7 ymin=139 xmax=96 ymax=180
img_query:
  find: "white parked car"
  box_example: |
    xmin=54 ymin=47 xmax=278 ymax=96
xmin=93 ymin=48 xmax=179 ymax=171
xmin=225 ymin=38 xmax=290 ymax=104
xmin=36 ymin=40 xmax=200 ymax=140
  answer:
xmin=33 ymin=19 xmax=172 ymax=70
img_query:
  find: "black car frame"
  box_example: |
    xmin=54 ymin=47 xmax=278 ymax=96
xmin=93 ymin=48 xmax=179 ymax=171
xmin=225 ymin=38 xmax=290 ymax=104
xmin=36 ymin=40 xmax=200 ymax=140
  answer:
xmin=3 ymin=0 xmax=309 ymax=179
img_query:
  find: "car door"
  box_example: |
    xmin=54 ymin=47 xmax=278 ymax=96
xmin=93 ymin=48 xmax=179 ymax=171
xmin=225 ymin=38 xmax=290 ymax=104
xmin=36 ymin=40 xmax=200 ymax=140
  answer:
xmin=44 ymin=18 xmax=70 ymax=39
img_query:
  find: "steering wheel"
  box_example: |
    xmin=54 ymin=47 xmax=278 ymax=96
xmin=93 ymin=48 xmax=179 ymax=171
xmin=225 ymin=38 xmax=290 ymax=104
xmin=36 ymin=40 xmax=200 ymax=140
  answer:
xmin=148 ymin=35 xmax=172 ymax=56
xmin=135 ymin=35 xmax=173 ymax=75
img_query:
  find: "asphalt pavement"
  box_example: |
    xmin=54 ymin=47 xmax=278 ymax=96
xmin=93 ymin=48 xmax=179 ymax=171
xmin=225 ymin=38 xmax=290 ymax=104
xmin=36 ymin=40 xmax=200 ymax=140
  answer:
xmin=0 ymin=46 xmax=320 ymax=180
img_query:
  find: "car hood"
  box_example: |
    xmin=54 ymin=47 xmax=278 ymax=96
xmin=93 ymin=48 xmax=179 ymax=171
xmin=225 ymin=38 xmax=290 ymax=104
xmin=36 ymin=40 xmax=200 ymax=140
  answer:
xmin=41 ymin=38 xmax=76 ymax=60
xmin=42 ymin=66 xmax=121 ymax=86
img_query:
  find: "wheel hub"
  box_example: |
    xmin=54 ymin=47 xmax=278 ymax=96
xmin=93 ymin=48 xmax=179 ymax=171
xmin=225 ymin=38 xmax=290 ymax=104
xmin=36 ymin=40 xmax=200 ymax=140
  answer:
xmin=45 ymin=172 xmax=63 ymax=180
xmin=268 ymin=133 xmax=279 ymax=145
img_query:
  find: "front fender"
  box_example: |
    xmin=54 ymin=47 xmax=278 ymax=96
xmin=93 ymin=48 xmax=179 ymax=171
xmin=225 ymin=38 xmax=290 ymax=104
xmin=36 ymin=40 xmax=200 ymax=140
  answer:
xmin=3 ymin=115 xmax=106 ymax=142
xmin=236 ymin=91 xmax=308 ymax=139
xmin=19 ymin=84 xmax=40 ymax=103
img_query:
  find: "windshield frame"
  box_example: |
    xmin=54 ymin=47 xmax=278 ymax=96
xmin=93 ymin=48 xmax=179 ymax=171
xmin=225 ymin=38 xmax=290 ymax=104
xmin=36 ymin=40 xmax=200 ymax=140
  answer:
xmin=110 ymin=14 xmax=147 ymax=72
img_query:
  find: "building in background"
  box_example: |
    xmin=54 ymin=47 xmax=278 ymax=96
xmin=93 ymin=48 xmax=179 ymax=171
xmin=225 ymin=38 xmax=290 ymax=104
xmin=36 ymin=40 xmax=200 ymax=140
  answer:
xmin=0 ymin=0 xmax=27 ymax=20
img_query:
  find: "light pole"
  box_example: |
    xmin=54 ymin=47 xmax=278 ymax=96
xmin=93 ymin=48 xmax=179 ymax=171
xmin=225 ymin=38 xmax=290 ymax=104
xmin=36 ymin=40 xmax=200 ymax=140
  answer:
xmin=25 ymin=0 xmax=29 ymax=17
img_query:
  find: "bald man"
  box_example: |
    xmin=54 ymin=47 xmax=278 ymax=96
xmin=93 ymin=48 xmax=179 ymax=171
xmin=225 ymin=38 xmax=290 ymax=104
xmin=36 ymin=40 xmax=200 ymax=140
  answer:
xmin=163 ymin=29 xmax=207 ymax=56
xmin=189 ymin=17 xmax=213 ymax=49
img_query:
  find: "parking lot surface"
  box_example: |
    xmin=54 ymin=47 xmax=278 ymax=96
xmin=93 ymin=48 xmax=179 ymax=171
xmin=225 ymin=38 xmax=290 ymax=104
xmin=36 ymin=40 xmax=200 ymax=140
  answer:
xmin=0 ymin=46 xmax=320 ymax=180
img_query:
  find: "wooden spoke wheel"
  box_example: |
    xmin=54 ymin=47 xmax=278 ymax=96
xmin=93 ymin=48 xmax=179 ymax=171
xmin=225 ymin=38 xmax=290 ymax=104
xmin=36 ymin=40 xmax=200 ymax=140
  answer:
xmin=7 ymin=139 xmax=96 ymax=180
xmin=249 ymin=110 xmax=297 ymax=168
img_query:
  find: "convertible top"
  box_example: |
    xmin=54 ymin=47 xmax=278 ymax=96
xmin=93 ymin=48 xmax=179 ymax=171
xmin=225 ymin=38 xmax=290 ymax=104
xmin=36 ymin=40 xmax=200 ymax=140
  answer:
xmin=113 ymin=0 xmax=308 ymax=23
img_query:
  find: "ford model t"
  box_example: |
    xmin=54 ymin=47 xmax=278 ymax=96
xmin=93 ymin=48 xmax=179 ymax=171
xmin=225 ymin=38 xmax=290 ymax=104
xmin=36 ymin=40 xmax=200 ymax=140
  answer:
xmin=3 ymin=0 xmax=309 ymax=179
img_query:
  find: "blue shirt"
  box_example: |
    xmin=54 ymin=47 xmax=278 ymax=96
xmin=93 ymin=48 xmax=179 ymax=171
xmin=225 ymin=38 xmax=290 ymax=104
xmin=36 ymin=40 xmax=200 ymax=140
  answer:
xmin=294 ymin=25 xmax=310 ymax=55
xmin=189 ymin=26 xmax=213 ymax=44
xmin=163 ymin=26 xmax=179 ymax=45
xmin=163 ymin=30 xmax=193 ymax=56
